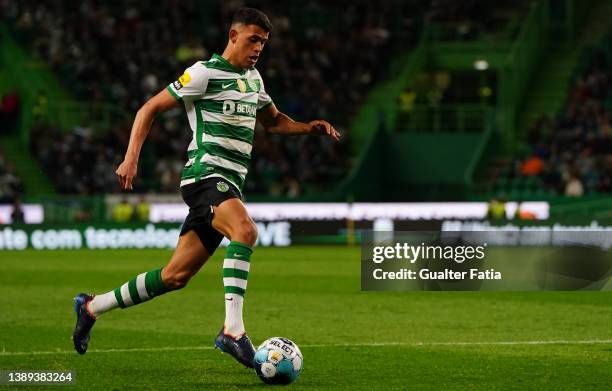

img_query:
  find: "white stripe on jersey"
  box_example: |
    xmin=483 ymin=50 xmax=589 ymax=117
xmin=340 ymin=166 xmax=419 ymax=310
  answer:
xmin=201 ymin=110 xmax=257 ymax=129
xmin=180 ymin=178 xmax=196 ymax=187
xmin=202 ymin=134 xmax=253 ymax=155
xmin=200 ymin=154 xmax=248 ymax=177
xmin=203 ymin=90 xmax=258 ymax=102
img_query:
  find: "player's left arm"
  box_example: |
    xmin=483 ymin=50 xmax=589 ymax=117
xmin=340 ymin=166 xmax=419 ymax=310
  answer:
xmin=256 ymin=103 xmax=340 ymax=142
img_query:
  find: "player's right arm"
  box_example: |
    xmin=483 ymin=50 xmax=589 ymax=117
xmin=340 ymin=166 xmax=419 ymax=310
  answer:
xmin=116 ymin=63 xmax=208 ymax=190
xmin=115 ymin=89 xmax=180 ymax=190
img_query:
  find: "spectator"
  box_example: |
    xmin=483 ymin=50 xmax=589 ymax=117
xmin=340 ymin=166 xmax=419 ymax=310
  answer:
xmin=135 ymin=196 xmax=150 ymax=222
xmin=0 ymin=152 xmax=24 ymax=203
xmin=520 ymin=155 xmax=545 ymax=176
xmin=0 ymin=90 xmax=20 ymax=134
xmin=10 ymin=198 xmax=25 ymax=224
xmin=111 ymin=197 xmax=134 ymax=223
xmin=565 ymin=173 xmax=584 ymax=197
xmin=487 ymin=197 xmax=506 ymax=220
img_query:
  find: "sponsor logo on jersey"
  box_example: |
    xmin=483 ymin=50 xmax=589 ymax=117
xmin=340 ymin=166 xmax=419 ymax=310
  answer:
xmin=222 ymin=100 xmax=257 ymax=117
xmin=173 ymin=71 xmax=192 ymax=91
xmin=236 ymin=102 xmax=256 ymax=116
xmin=237 ymin=79 xmax=247 ymax=93
xmin=222 ymin=81 xmax=233 ymax=89
xmin=179 ymin=71 xmax=192 ymax=86
xmin=217 ymin=181 xmax=229 ymax=192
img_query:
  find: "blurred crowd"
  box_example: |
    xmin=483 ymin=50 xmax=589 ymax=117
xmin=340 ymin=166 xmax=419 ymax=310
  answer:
xmin=0 ymin=150 xmax=23 ymax=203
xmin=3 ymin=0 xmax=424 ymax=196
xmin=516 ymin=46 xmax=612 ymax=196
xmin=0 ymin=91 xmax=20 ymax=135
xmin=426 ymin=0 xmax=525 ymax=41
xmin=29 ymin=122 xmax=121 ymax=194
xmin=1 ymin=0 xmax=535 ymax=196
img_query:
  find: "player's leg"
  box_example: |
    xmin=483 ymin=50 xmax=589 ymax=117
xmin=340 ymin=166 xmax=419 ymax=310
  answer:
xmin=211 ymin=197 xmax=258 ymax=367
xmin=161 ymin=230 xmax=211 ymax=289
xmin=212 ymin=197 xmax=257 ymax=337
xmin=72 ymin=231 xmax=210 ymax=354
xmin=89 ymin=230 xmax=209 ymax=314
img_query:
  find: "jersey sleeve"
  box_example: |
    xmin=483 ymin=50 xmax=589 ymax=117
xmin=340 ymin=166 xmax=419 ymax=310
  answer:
xmin=256 ymin=74 xmax=273 ymax=111
xmin=166 ymin=62 xmax=209 ymax=102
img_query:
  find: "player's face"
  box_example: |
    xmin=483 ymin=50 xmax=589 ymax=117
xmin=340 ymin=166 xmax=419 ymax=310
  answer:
xmin=234 ymin=24 xmax=269 ymax=69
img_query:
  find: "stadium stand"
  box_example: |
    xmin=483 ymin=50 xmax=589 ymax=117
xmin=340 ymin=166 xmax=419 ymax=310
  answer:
xmin=2 ymin=0 xmax=528 ymax=196
xmin=3 ymin=0 xmax=410 ymax=195
xmin=494 ymin=34 xmax=612 ymax=198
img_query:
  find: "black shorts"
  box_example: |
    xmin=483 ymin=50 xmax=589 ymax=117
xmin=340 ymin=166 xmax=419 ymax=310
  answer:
xmin=179 ymin=177 xmax=241 ymax=255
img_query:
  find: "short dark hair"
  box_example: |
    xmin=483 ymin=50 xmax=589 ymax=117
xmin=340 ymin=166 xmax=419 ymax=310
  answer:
xmin=231 ymin=7 xmax=272 ymax=32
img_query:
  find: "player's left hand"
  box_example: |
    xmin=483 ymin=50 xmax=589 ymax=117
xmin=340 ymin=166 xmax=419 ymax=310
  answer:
xmin=309 ymin=120 xmax=340 ymax=142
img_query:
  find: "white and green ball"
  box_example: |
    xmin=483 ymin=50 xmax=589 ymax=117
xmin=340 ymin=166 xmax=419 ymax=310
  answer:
xmin=253 ymin=337 xmax=303 ymax=385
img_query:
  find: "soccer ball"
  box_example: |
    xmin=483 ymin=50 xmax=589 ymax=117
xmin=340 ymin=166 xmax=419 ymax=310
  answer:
xmin=253 ymin=337 xmax=303 ymax=385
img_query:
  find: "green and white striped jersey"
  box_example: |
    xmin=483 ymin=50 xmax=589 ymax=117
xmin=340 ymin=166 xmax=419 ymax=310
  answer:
xmin=166 ymin=53 xmax=273 ymax=192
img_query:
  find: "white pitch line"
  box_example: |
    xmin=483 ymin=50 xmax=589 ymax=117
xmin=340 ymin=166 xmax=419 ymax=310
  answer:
xmin=2 ymin=339 xmax=612 ymax=357
xmin=0 ymin=346 xmax=216 ymax=356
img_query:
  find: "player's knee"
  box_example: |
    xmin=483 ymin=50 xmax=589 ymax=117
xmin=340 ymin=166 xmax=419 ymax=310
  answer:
xmin=162 ymin=269 xmax=193 ymax=290
xmin=235 ymin=219 xmax=257 ymax=247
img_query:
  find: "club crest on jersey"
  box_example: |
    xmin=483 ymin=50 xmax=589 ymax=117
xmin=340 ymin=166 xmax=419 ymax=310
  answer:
xmin=216 ymin=181 xmax=229 ymax=192
xmin=237 ymin=79 xmax=247 ymax=93
xmin=247 ymin=78 xmax=258 ymax=92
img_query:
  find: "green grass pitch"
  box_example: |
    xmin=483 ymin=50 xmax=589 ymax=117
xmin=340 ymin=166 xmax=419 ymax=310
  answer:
xmin=1 ymin=246 xmax=611 ymax=390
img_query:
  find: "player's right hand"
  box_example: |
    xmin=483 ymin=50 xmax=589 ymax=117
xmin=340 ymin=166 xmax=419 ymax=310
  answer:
xmin=115 ymin=160 xmax=138 ymax=190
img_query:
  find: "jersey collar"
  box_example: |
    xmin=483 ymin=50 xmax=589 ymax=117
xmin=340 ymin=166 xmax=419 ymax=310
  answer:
xmin=212 ymin=54 xmax=249 ymax=75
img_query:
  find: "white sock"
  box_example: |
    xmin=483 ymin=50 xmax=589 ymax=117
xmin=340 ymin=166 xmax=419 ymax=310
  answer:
xmin=224 ymin=293 xmax=245 ymax=337
xmin=223 ymin=241 xmax=252 ymax=338
xmin=89 ymin=291 xmax=119 ymax=317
